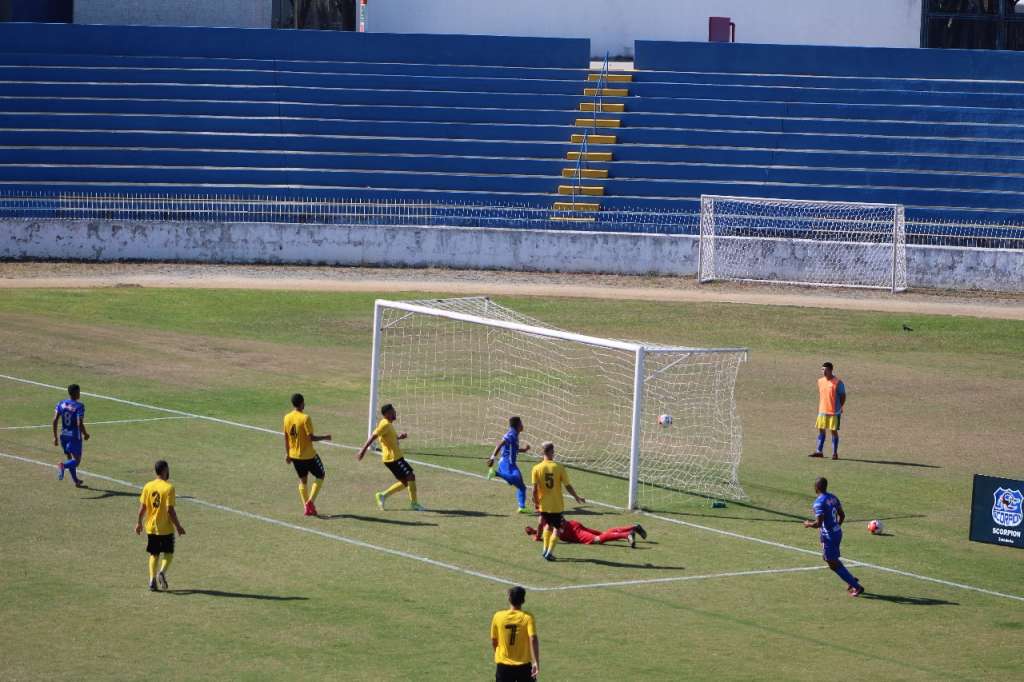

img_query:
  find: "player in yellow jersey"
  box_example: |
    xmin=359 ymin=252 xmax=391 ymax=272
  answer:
xmin=490 ymin=586 xmax=539 ymax=682
xmin=135 ymin=459 xmax=185 ymax=592
xmin=284 ymin=393 xmax=332 ymax=517
xmin=356 ymin=403 xmax=423 ymax=511
xmin=530 ymin=442 xmax=585 ymax=561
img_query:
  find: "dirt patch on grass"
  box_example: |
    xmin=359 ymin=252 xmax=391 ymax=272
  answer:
xmin=1 ymin=262 xmax=1022 ymax=321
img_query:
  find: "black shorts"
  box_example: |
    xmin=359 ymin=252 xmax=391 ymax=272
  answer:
xmin=540 ymin=512 xmax=565 ymax=529
xmin=384 ymin=458 xmax=414 ymax=481
xmin=496 ymin=663 xmax=533 ymax=682
xmin=292 ymin=455 xmax=325 ymax=480
xmin=146 ymin=533 xmax=175 ymax=555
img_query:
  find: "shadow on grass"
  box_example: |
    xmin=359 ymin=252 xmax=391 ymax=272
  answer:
xmin=81 ymin=487 xmax=137 ymax=500
xmin=860 ymin=592 xmax=958 ymax=606
xmin=167 ymin=589 xmax=308 ymax=601
xmin=558 ymin=557 xmax=685 ymax=570
xmin=428 ymin=508 xmax=505 ymax=518
xmin=320 ymin=513 xmax=437 ymax=527
xmin=840 ymin=457 xmax=941 ymax=469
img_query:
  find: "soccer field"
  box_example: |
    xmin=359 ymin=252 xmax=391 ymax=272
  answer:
xmin=0 ymin=287 xmax=1021 ymax=681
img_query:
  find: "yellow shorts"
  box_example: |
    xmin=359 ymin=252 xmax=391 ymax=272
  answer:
xmin=815 ymin=414 xmax=841 ymax=431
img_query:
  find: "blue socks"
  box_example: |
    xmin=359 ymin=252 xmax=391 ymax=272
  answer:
xmin=831 ymin=561 xmax=860 ymax=589
xmin=64 ymin=458 xmax=80 ymax=483
xmin=515 ymin=485 xmax=527 ymax=509
xmin=816 ymin=432 xmax=826 ymax=453
xmin=832 ymin=433 xmax=839 ymax=456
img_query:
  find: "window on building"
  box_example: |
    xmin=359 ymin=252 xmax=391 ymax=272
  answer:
xmin=273 ymin=0 xmax=356 ymax=30
xmin=923 ymin=0 xmax=1024 ymax=49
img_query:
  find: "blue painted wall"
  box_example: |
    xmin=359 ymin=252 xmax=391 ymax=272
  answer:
xmin=0 ymin=22 xmax=589 ymax=67
xmin=635 ymin=40 xmax=1024 ymax=80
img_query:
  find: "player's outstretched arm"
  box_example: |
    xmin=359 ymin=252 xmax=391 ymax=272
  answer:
xmin=803 ymin=513 xmax=824 ymax=529
xmin=487 ymin=439 xmax=504 ymax=467
xmin=169 ymin=507 xmax=185 ymax=536
xmin=356 ymin=433 xmax=378 ymax=461
xmin=566 ymin=484 xmax=585 ymax=504
xmin=311 ymin=433 xmax=332 ymax=442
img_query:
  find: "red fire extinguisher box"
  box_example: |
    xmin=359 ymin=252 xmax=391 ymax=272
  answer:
xmin=709 ymin=17 xmax=736 ymax=43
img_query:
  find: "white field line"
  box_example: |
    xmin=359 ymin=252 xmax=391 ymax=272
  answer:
xmin=534 ymin=565 xmax=829 ymax=592
xmin=0 ymin=448 xmax=821 ymax=594
xmin=0 ymin=415 xmax=195 ymax=430
xmin=4 ymin=373 xmax=1023 ymax=602
xmin=0 ymin=450 xmax=535 ymax=590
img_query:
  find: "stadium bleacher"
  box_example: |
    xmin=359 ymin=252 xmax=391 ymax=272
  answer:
xmin=1 ymin=23 xmax=1023 ymax=236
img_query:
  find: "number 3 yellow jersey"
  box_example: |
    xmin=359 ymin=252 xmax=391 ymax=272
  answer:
xmin=530 ymin=460 xmax=569 ymax=513
xmin=139 ymin=478 xmax=176 ymax=535
xmin=490 ymin=608 xmax=536 ymax=666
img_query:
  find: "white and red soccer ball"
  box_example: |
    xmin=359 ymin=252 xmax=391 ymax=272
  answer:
xmin=657 ymin=414 xmax=673 ymax=427
xmin=867 ymin=519 xmax=884 ymax=534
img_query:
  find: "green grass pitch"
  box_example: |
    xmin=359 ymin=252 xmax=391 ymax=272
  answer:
xmin=0 ymin=287 xmax=1021 ymax=680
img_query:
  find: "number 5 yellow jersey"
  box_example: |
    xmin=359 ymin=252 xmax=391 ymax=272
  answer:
xmin=530 ymin=460 xmax=569 ymax=513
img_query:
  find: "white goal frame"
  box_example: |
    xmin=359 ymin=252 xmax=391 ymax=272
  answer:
xmin=367 ymin=298 xmax=749 ymax=509
xmin=698 ymin=194 xmax=908 ymax=293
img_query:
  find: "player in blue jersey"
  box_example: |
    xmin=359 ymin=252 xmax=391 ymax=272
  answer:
xmin=486 ymin=416 xmax=532 ymax=514
xmin=52 ymin=384 xmax=89 ymax=488
xmin=803 ymin=477 xmax=864 ymax=596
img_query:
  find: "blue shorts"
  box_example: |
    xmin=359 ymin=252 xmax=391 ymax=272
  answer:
xmin=60 ymin=435 xmax=82 ymax=458
xmin=496 ymin=462 xmax=525 ymax=490
xmin=820 ymin=532 xmax=842 ymax=561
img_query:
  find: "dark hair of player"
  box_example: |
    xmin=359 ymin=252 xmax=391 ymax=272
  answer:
xmin=68 ymin=383 xmax=80 ymax=397
xmin=154 ymin=459 xmax=169 ymax=476
xmin=508 ymin=585 xmax=526 ymax=607
xmin=509 ymin=416 xmax=522 ymax=429
xmin=381 ymin=403 xmax=394 ymax=415
xmin=291 ymin=393 xmax=304 ymax=408
xmin=822 ymin=362 xmax=834 ymax=370
xmin=815 ymin=476 xmax=828 ymax=493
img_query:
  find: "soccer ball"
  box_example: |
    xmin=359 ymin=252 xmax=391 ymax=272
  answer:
xmin=657 ymin=414 xmax=673 ymax=427
xmin=867 ymin=519 xmax=884 ymax=534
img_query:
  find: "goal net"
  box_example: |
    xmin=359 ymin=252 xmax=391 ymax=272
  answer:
xmin=369 ymin=297 xmax=749 ymax=508
xmin=698 ymin=195 xmax=907 ymax=292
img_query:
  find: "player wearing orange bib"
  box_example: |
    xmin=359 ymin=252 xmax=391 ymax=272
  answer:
xmin=490 ymin=586 xmax=539 ymax=682
xmin=810 ymin=362 xmax=846 ymax=460
xmin=134 ymin=459 xmax=185 ymax=592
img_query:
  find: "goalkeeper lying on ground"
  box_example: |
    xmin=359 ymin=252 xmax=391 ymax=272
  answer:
xmin=527 ymin=518 xmax=648 ymax=548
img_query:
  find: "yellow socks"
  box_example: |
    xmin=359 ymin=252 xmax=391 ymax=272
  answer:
xmin=309 ymin=479 xmax=323 ymax=503
xmin=541 ymin=527 xmax=559 ymax=554
xmin=159 ymin=554 xmax=174 ymax=574
xmin=148 ymin=554 xmax=158 ymax=581
xmin=298 ymin=481 xmax=308 ymax=505
xmin=407 ymin=480 xmax=418 ymax=502
xmin=383 ymin=481 xmax=405 ymax=499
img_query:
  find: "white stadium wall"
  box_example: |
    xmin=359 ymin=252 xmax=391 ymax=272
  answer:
xmin=75 ymin=0 xmax=274 ymax=29
xmin=367 ymin=0 xmax=923 ymax=58
xmin=2 ymin=220 xmax=1022 ymax=293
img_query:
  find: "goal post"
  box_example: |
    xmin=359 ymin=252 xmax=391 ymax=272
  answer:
xmin=698 ymin=195 xmax=907 ymax=293
xmin=368 ymin=297 xmax=749 ymax=509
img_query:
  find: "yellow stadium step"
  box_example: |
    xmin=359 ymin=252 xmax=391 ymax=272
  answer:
xmin=558 ymin=185 xmax=604 ymax=196
xmin=579 ymin=102 xmax=625 ymax=113
xmin=570 ymin=133 xmax=616 ymax=144
xmin=566 ymin=151 xmax=612 ymax=162
xmin=561 ymin=167 xmax=608 ymax=179
xmin=588 ymin=73 xmax=633 ymax=82
xmin=550 ymin=215 xmax=597 ymax=223
xmin=575 ymin=118 xmax=621 ymax=128
xmin=552 ymin=201 xmax=600 ymax=212
xmin=583 ymin=87 xmax=629 ymax=97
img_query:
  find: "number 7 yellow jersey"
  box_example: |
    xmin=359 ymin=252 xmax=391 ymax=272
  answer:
xmin=530 ymin=460 xmax=569 ymax=513
xmin=490 ymin=608 xmax=536 ymax=666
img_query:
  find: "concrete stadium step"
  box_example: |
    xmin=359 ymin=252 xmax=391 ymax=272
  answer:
xmin=570 ymin=133 xmax=617 ymax=144
xmin=588 ymin=73 xmax=632 ymax=82
xmin=5 ymin=165 xmax=1020 ymax=210
xmin=578 ymin=102 xmax=625 ymax=113
xmin=557 ymin=185 xmax=604 ymax=196
xmin=561 ymin=168 xmax=609 ymax=179
xmin=575 ymin=118 xmax=621 ymax=128
xmin=0 ymin=52 xmax=590 ymax=81
xmin=551 ymin=201 xmax=600 ymax=211
xmin=0 ymin=67 xmax=593 ymax=96
xmin=566 ymin=151 xmax=613 ymax=161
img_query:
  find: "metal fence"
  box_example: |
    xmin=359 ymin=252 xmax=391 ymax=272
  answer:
xmin=1 ymin=191 xmax=1022 ymax=250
